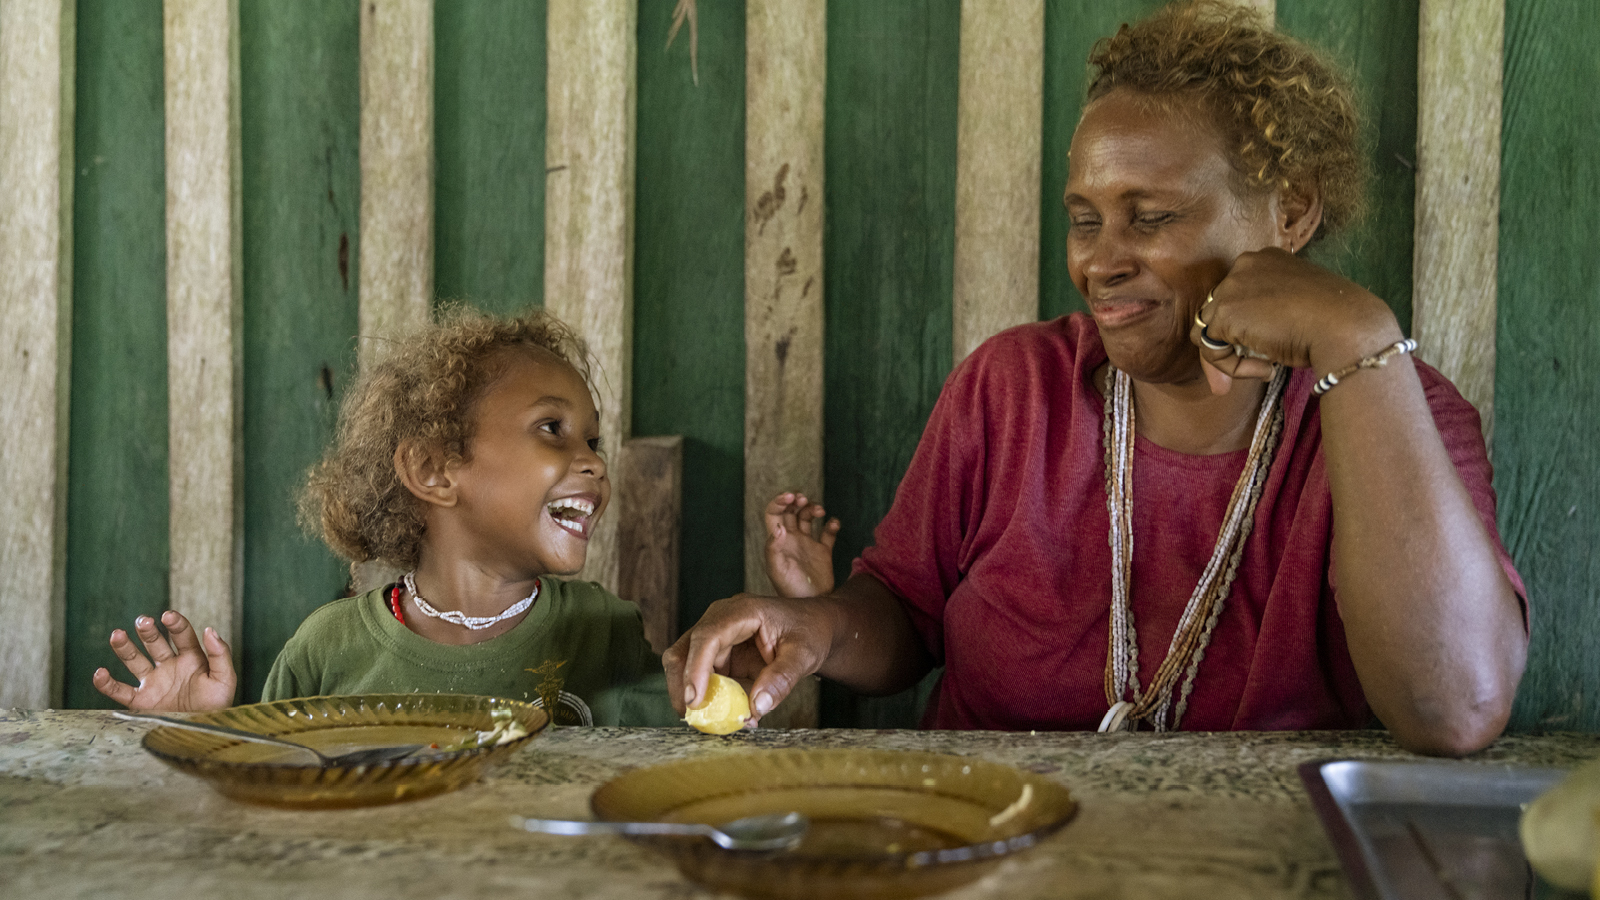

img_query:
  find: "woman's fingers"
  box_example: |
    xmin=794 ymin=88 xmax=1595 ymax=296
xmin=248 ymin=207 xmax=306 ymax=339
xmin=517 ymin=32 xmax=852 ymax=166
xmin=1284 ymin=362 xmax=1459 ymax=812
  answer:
xmin=161 ymin=610 xmax=207 ymax=663
xmin=202 ymin=627 xmax=237 ymax=685
xmin=91 ymin=667 xmax=139 ymax=706
xmin=108 ymin=628 xmax=155 ymax=679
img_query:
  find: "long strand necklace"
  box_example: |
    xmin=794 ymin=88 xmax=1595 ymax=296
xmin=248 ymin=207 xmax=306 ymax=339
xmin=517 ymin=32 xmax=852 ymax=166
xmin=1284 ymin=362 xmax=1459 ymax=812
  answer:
xmin=402 ymin=572 xmax=539 ymax=631
xmin=1098 ymin=364 xmax=1288 ymax=732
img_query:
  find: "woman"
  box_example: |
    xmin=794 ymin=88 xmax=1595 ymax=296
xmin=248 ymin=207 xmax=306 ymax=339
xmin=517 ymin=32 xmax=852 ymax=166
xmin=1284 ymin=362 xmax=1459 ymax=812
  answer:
xmin=665 ymin=0 xmax=1527 ymax=756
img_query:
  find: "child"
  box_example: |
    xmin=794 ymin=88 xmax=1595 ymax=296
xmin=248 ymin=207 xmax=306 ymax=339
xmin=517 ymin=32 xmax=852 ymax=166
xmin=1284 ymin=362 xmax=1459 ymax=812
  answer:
xmin=92 ymin=309 xmax=838 ymax=726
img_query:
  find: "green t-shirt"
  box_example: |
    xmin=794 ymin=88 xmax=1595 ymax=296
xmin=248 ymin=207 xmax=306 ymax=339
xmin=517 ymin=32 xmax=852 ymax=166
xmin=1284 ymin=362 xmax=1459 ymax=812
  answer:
xmin=260 ymin=578 xmax=679 ymax=727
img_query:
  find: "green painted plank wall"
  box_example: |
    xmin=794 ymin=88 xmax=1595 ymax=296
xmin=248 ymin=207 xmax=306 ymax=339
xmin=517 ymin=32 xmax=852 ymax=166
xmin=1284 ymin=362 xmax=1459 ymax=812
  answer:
xmin=64 ymin=0 xmax=168 ymax=709
xmin=822 ymin=0 xmax=960 ymax=728
xmin=632 ymin=0 xmax=748 ymax=631
xmin=1277 ymin=0 xmax=1418 ymax=333
xmin=435 ymin=0 xmax=547 ymax=316
xmin=1499 ymin=0 xmax=1600 ymax=733
xmin=239 ymin=0 xmax=362 ymax=701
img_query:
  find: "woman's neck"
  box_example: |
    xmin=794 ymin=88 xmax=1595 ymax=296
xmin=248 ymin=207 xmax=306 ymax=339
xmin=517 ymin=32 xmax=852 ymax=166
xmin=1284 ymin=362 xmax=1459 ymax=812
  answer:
xmin=401 ymin=560 xmax=542 ymax=646
xmin=1098 ymin=361 xmax=1267 ymax=455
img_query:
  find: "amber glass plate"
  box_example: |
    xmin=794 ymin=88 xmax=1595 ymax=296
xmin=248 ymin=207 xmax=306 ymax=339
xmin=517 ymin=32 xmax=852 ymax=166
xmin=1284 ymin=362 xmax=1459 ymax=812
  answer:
xmin=140 ymin=693 xmax=548 ymax=809
xmin=590 ymin=748 xmax=1077 ymax=899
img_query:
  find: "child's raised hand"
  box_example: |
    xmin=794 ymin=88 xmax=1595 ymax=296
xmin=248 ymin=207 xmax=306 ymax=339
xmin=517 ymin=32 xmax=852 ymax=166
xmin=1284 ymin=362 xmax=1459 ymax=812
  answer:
xmin=91 ymin=610 xmax=237 ymax=712
xmin=763 ymin=491 xmax=841 ymax=598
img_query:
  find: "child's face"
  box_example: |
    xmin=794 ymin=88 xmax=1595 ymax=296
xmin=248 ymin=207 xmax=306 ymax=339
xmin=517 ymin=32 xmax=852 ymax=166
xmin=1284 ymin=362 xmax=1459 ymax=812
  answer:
xmin=445 ymin=348 xmax=608 ymax=577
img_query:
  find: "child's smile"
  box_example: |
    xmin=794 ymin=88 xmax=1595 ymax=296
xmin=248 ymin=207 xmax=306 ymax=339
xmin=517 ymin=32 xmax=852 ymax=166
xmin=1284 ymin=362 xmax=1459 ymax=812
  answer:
xmin=439 ymin=347 xmax=610 ymax=580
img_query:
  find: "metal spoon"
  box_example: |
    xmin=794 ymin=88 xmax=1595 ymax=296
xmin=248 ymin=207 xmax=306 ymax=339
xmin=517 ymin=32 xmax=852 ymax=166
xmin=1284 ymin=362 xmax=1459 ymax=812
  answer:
xmin=114 ymin=710 xmax=427 ymax=767
xmin=510 ymin=811 xmax=809 ymax=852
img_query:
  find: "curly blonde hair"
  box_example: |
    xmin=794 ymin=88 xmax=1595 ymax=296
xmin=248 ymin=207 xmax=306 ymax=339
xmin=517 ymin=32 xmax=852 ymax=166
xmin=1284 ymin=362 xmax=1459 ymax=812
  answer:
xmin=300 ymin=307 xmax=594 ymax=571
xmin=1087 ymin=0 xmax=1365 ymax=238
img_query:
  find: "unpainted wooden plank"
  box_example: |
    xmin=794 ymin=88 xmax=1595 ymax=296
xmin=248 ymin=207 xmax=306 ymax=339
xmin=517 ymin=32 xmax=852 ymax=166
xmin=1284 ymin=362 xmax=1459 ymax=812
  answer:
xmin=64 ymin=0 xmax=169 ymax=709
xmin=434 ymin=0 xmax=546 ymax=315
xmin=1412 ymin=0 xmax=1500 ymax=438
xmin=1497 ymin=0 xmax=1600 ymax=734
xmin=633 ymin=0 xmax=747 ymax=635
xmin=614 ymin=435 xmax=682 ymax=654
xmin=359 ymin=0 xmax=433 ymax=363
xmin=237 ymin=0 xmax=361 ymax=700
xmin=744 ymin=0 xmax=824 ymax=598
xmin=544 ymin=0 xmax=636 ymax=594
xmin=164 ymin=0 xmax=241 ymax=647
xmin=0 ymin=0 xmax=74 ymax=709
xmin=951 ymin=0 xmax=1043 ymax=363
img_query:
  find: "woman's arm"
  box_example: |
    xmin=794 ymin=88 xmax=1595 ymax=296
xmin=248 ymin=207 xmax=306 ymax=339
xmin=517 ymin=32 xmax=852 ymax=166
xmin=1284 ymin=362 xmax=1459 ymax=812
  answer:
xmin=1201 ymin=249 xmax=1528 ymax=756
xmin=662 ymin=571 xmax=935 ymax=723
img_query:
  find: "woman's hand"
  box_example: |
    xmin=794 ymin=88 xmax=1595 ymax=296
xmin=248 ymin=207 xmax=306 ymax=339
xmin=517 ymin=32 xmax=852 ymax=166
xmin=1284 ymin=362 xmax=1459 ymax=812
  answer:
xmin=763 ymin=491 xmax=841 ymax=598
xmin=665 ymin=573 xmax=935 ymax=726
xmin=1190 ymin=247 xmax=1403 ymax=395
xmin=91 ymin=611 xmax=237 ymax=712
xmin=662 ymin=594 xmax=836 ymax=725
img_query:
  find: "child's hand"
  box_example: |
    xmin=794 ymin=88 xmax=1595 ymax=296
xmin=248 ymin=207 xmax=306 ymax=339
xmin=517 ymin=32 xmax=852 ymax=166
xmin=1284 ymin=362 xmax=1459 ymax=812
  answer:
xmin=763 ymin=492 xmax=841 ymax=598
xmin=91 ymin=611 xmax=237 ymax=712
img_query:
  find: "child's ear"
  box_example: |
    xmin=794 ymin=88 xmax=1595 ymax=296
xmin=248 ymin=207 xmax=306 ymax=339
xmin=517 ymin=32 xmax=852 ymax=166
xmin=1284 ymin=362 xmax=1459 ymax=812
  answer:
xmin=395 ymin=440 xmax=459 ymax=508
xmin=1278 ymin=181 xmax=1323 ymax=252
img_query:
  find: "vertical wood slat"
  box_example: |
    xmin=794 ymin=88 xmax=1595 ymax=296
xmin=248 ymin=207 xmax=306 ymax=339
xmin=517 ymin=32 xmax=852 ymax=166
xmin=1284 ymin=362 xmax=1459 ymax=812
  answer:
xmin=544 ymin=0 xmax=636 ymax=593
xmin=359 ymin=0 xmax=433 ymax=365
xmin=1414 ymin=0 xmax=1501 ymax=442
xmin=165 ymin=0 xmax=241 ymax=646
xmin=951 ymin=0 xmax=1043 ymax=363
xmin=615 ymin=435 xmax=682 ymax=654
xmin=744 ymin=0 xmax=826 ymax=728
xmin=0 ymin=0 xmax=74 ymax=708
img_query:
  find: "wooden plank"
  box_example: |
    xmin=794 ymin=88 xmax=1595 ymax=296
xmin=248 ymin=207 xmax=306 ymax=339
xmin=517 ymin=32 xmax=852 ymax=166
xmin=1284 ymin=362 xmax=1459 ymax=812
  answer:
xmin=237 ymin=0 xmax=361 ymax=700
xmin=64 ymin=0 xmax=169 ymax=709
xmin=822 ymin=0 xmax=960 ymax=728
xmin=614 ymin=435 xmax=682 ymax=654
xmin=1412 ymin=0 xmax=1500 ymax=437
xmin=544 ymin=0 xmax=636 ymax=593
xmin=165 ymin=0 xmax=241 ymax=648
xmin=0 ymin=0 xmax=74 ymax=709
xmin=743 ymin=0 xmax=826 ymax=730
xmin=950 ymin=0 xmax=1043 ymax=363
xmin=1497 ymin=0 xmax=1600 ymax=734
xmin=434 ymin=0 xmax=547 ymax=315
xmin=359 ymin=0 xmax=433 ymax=364
xmin=633 ymin=0 xmax=746 ymax=634
xmin=1277 ymin=0 xmax=1418 ymax=333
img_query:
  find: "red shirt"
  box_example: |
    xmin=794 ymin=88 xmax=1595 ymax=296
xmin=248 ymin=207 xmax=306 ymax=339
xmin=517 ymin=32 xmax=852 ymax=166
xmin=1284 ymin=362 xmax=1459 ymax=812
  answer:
xmin=854 ymin=314 xmax=1524 ymax=732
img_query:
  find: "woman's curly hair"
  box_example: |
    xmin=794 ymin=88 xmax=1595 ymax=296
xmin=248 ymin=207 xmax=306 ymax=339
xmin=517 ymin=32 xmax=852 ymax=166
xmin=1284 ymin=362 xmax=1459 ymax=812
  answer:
xmin=1087 ymin=0 xmax=1365 ymax=238
xmin=299 ymin=306 xmax=594 ymax=572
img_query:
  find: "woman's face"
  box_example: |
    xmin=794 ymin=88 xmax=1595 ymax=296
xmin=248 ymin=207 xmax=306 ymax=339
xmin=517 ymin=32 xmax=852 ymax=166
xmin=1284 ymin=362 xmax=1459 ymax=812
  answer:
xmin=1064 ymin=89 xmax=1285 ymax=385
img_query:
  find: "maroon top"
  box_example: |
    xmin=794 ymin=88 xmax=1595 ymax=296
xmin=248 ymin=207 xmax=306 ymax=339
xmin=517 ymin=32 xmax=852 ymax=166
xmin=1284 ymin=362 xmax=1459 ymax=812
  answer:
xmin=855 ymin=314 xmax=1525 ymax=732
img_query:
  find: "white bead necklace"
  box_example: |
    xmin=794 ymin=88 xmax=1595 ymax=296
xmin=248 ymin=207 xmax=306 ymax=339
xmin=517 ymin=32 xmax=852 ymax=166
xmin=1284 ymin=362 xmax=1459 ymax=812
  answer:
xmin=1097 ymin=364 xmax=1288 ymax=733
xmin=402 ymin=572 xmax=539 ymax=631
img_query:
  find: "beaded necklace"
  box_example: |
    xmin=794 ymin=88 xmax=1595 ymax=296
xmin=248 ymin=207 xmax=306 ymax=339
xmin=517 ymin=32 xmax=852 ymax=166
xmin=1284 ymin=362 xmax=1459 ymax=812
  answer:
xmin=1098 ymin=364 xmax=1289 ymax=732
xmin=401 ymin=572 xmax=539 ymax=631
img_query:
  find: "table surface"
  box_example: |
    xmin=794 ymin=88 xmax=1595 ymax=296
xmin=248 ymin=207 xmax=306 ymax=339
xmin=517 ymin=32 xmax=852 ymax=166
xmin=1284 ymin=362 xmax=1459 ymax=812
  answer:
xmin=2 ymin=709 xmax=1595 ymax=899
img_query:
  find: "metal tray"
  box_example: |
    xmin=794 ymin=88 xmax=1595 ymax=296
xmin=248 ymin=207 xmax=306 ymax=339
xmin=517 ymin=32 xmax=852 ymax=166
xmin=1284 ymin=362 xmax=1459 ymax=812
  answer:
xmin=1299 ymin=759 xmax=1585 ymax=900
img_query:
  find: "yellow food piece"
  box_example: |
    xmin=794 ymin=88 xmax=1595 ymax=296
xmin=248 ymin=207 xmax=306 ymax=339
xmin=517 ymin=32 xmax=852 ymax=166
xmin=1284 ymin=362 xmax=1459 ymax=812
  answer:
xmin=1520 ymin=755 xmax=1600 ymax=892
xmin=685 ymin=674 xmax=751 ymax=735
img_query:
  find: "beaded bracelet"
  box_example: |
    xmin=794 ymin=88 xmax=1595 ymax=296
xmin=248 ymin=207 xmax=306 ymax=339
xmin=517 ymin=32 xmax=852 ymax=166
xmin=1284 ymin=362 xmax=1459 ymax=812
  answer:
xmin=1311 ymin=338 xmax=1418 ymax=396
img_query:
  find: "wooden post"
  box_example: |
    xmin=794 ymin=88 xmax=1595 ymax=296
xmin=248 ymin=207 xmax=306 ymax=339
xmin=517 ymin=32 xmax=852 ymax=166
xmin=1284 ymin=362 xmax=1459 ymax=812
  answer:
xmin=165 ymin=0 xmax=242 ymax=646
xmin=615 ymin=436 xmax=682 ymax=654
xmin=359 ymin=0 xmax=434 ymax=364
xmin=0 ymin=0 xmax=73 ymax=709
xmin=544 ymin=0 xmax=636 ymax=593
xmin=1414 ymin=0 xmax=1501 ymax=443
xmin=744 ymin=0 xmax=826 ymax=727
xmin=951 ymin=0 xmax=1043 ymax=363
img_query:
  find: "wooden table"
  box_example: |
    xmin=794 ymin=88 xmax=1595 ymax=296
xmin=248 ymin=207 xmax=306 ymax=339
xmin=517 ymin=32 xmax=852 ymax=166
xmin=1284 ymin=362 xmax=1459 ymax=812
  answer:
xmin=2 ymin=709 xmax=1595 ymax=899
